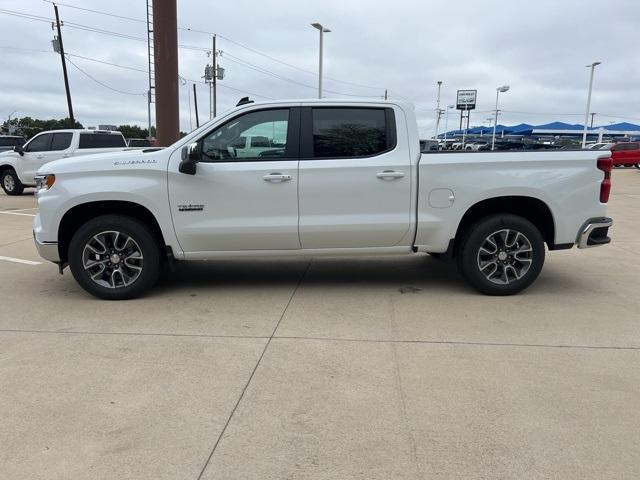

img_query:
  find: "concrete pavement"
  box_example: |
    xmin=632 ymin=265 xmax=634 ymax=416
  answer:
xmin=0 ymin=170 xmax=639 ymax=479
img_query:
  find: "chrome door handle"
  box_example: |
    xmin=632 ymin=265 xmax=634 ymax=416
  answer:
xmin=376 ymin=170 xmax=405 ymax=180
xmin=263 ymin=173 xmax=292 ymax=182
xmin=36 ymin=155 xmax=44 ymax=159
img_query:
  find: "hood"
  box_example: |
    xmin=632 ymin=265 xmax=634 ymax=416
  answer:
xmin=38 ymin=148 xmax=167 ymax=175
xmin=0 ymin=149 xmax=19 ymax=161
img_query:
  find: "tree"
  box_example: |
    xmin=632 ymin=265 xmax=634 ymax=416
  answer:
xmin=1 ymin=117 xmax=82 ymax=140
xmin=116 ymin=124 xmax=148 ymax=140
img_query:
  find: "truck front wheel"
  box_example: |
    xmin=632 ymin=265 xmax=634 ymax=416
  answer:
xmin=1 ymin=169 xmax=24 ymax=195
xmin=68 ymin=215 xmax=160 ymax=300
xmin=457 ymin=214 xmax=545 ymax=295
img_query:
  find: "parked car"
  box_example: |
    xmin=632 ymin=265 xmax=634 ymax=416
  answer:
xmin=127 ymin=138 xmax=152 ymax=148
xmin=0 ymin=135 xmax=25 ymax=152
xmin=465 ymin=141 xmax=488 ymax=151
xmin=0 ymin=129 xmax=129 ymax=195
xmin=419 ymin=139 xmax=440 ymax=153
xmin=610 ymin=142 xmax=640 ymax=168
xmin=586 ymin=142 xmax=610 ymax=150
xmin=33 ymin=99 xmax=612 ymax=299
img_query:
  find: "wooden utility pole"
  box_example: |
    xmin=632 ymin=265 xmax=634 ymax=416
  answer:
xmin=152 ymin=0 xmax=179 ymax=146
xmin=212 ymin=34 xmax=217 ymax=118
xmin=53 ymin=5 xmax=74 ymax=127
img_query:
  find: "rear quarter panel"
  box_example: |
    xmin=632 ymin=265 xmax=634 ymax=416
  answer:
xmin=415 ymin=150 xmax=609 ymax=252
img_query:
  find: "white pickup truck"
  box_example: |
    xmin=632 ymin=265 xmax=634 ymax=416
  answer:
xmin=32 ymin=99 xmax=613 ymax=299
xmin=0 ymin=129 xmax=129 ymax=195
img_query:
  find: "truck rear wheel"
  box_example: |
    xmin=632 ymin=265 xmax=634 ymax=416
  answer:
xmin=456 ymin=214 xmax=545 ymax=295
xmin=1 ymin=169 xmax=24 ymax=195
xmin=68 ymin=215 xmax=160 ymax=300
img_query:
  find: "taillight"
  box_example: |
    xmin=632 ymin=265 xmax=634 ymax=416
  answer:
xmin=597 ymin=156 xmax=612 ymax=203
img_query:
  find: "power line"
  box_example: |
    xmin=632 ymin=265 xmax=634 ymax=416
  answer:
xmin=0 ymin=46 xmax=51 ymax=53
xmin=39 ymin=0 xmax=390 ymax=92
xmin=63 ymin=52 xmax=273 ymax=100
xmin=65 ymin=56 xmax=146 ymax=96
xmin=66 ymin=53 xmax=148 ymax=73
xmin=223 ymin=53 xmax=380 ymax=98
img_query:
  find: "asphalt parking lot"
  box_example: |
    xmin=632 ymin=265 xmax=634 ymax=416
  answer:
xmin=1 ymin=169 xmax=639 ymax=479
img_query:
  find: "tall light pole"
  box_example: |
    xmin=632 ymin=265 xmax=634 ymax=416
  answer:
xmin=491 ymin=85 xmax=510 ymax=151
xmin=582 ymin=62 xmax=601 ymax=148
xmin=443 ymin=105 xmax=454 ymax=141
xmin=311 ymin=23 xmax=331 ymax=99
xmin=434 ymin=80 xmax=443 ymax=138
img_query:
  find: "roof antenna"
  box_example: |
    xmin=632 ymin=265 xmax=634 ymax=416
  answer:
xmin=236 ymin=96 xmax=254 ymax=106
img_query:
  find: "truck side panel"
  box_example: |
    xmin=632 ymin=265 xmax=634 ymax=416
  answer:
xmin=415 ymin=151 xmax=608 ymax=252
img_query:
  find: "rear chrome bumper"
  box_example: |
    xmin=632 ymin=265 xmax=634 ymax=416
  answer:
xmin=33 ymin=232 xmax=60 ymax=262
xmin=577 ymin=217 xmax=613 ymax=249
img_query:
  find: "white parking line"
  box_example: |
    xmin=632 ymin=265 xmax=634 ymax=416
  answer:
xmin=7 ymin=208 xmax=38 ymax=212
xmin=0 ymin=256 xmax=42 ymax=265
xmin=0 ymin=211 xmax=36 ymax=217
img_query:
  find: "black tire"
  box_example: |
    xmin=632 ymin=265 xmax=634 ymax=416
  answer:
xmin=68 ymin=215 xmax=160 ymax=300
xmin=1 ymin=169 xmax=24 ymax=195
xmin=456 ymin=214 xmax=545 ymax=296
xmin=635 ymin=162 xmax=640 ymax=169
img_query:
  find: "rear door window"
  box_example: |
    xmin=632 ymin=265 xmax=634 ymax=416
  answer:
xmin=79 ymin=133 xmax=126 ymax=149
xmin=310 ymin=108 xmax=394 ymax=158
xmin=50 ymin=132 xmax=73 ymax=151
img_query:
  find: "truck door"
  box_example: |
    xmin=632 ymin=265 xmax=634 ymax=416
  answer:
xmin=20 ymin=132 xmax=73 ymax=182
xmin=298 ymin=106 xmax=412 ymax=248
xmin=168 ymin=107 xmax=301 ymax=253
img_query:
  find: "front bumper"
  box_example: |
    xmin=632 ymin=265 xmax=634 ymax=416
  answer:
xmin=577 ymin=217 xmax=613 ymax=249
xmin=33 ymin=233 xmax=60 ymax=262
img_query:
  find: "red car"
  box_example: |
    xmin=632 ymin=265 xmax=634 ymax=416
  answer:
xmin=610 ymin=142 xmax=640 ymax=168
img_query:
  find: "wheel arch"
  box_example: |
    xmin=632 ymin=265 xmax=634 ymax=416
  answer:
xmin=453 ymin=196 xmax=557 ymax=255
xmin=58 ymin=200 xmax=167 ymax=264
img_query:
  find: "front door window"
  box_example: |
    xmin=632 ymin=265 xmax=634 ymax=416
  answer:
xmin=201 ymin=109 xmax=290 ymax=161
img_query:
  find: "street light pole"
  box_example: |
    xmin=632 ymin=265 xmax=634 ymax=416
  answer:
xmin=582 ymin=62 xmax=601 ymax=148
xmin=491 ymin=85 xmax=510 ymax=151
xmin=311 ymin=23 xmax=331 ymax=99
xmin=434 ymin=81 xmax=442 ymax=138
xmin=444 ymin=105 xmax=453 ymax=141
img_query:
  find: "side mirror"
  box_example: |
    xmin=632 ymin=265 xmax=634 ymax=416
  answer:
xmin=14 ymin=144 xmax=24 ymax=156
xmin=179 ymin=142 xmax=199 ymax=175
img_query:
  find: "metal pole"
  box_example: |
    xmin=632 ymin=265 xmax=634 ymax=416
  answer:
xmin=582 ymin=63 xmax=599 ymax=148
xmin=212 ymin=34 xmax=217 ymax=117
xmin=491 ymin=89 xmax=500 ymax=151
xmin=152 ymin=0 xmax=179 ymax=146
xmin=434 ymin=81 xmax=442 ymax=138
xmin=318 ymin=28 xmax=323 ymax=99
xmin=193 ymin=83 xmax=199 ymax=128
xmin=590 ymin=112 xmax=596 ymax=128
xmin=147 ymin=89 xmax=152 ymax=138
xmin=53 ymin=5 xmax=74 ymax=127
xmin=462 ymin=111 xmax=468 ymax=148
xmin=444 ymin=107 xmax=449 ymax=141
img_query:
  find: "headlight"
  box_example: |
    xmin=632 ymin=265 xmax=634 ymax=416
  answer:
xmin=35 ymin=174 xmax=55 ymax=192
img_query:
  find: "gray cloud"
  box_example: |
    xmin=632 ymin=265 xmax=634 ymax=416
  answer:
xmin=1 ymin=0 xmax=638 ymax=136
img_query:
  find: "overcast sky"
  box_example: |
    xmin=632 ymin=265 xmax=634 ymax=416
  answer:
xmin=1 ymin=0 xmax=638 ymax=137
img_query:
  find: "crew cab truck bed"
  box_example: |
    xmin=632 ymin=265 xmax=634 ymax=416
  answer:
xmin=32 ymin=99 xmax=613 ymax=299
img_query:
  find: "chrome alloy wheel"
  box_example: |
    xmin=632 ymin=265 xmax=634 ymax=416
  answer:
xmin=476 ymin=229 xmax=533 ymax=285
xmin=3 ymin=174 xmax=15 ymax=192
xmin=82 ymin=230 xmax=144 ymax=289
